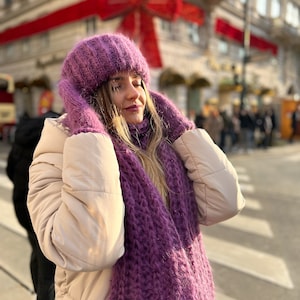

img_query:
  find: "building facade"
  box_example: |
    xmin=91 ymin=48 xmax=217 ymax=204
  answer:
xmin=0 ymin=0 xmax=299 ymax=137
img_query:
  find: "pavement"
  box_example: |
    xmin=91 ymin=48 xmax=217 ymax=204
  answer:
xmin=0 ymin=141 xmax=35 ymax=299
xmin=0 ymin=137 xmax=298 ymax=300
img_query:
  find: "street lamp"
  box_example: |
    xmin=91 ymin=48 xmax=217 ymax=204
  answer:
xmin=240 ymin=0 xmax=251 ymax=109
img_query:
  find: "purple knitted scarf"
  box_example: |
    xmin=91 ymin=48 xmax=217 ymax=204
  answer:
xmin=106 ymin=96 xmax=214 ymax=300
xmin=60 ymin=82 xmax=215 ymax=299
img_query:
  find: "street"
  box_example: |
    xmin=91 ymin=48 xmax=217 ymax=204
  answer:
xmin=203 ymin=142 xmax=300 ymax=299
xmin=0 ymin=141 xmax=299 ymax=299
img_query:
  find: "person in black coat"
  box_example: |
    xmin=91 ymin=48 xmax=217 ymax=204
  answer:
xmin=6 ymin=110 xmax=59 ymax=300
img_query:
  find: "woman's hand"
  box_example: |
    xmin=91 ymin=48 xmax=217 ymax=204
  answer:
xmin=150 ymin=91 xmax=194 ymax=142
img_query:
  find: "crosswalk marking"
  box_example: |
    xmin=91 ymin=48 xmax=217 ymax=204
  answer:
xmin=234 ymin=166 xmax=247 ymax=173
xmin=215 ymin=290 xmax=236 ymax=300
xmin=203 ymin=164 xmax=294 ymax=292
xmin=283 ymin=153 xmax=300 ymax=162
xmin=0 ymin=158 xmax=295 ymax=296
xmin=203 ymin=235 xmax=294 ymax=289
xmin=237 ymin=173 xmax=250 ymax=182
xmin=0 ymin=197 xmax=26 ymax=237
xmin=221 ymin=214 xmax=273 ymax=238
xmin=0 ymin=174 xmax=13 ymax=189
xmin=244 ymin=197 xmax=262 ymax=210
xmin=0 ymin=159 xmax=7 ymax=168
xmin=239 ymin=182 xmax=255 ymax=193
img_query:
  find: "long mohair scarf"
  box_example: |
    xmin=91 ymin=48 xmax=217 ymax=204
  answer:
xmin=107 ymin=118 xmax=214 ymax=300
xmin=59 ymin=82 xmax=215 ymax=299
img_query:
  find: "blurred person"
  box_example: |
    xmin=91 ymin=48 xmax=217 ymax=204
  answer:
xmin=194 ymin=109 xmax=206 ymax=128
xmin=231 ymin=106 xmax=241 ymax=151
xmin=261 ymin=108 xmax=273 ymax=149
xmin=256 ymin=107 xmax=276 ymax=149
xmin=27 ymin=33 xmax=245 ymax=299
xmin=219 ymin=109 xmax=234 ymax=153
xmin=203 ymin=107 xmax=224 ymax=146
xmin=289 ymin=102 xmax=300 ymax=143
xmin=6 ymin=110 xmax=59 ymax=299
xmin=238 ymin=106 xmax=256 ymax=153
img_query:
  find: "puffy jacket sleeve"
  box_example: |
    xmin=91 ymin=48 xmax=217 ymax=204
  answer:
xmin=173 ymin=128 xmax=245 ymax=226
xmin=27 ymin=118 xmax=125 ymax=271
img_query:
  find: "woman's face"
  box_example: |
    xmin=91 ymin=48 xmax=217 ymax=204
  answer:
xmin=109 ymin=71 xmax=146 ymax=124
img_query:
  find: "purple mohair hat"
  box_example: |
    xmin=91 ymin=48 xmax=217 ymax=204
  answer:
xmin=61 ymin=33 xmax=150 ymax=96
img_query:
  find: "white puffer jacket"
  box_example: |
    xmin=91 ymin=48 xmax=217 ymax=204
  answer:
xmin=27 ymin=116 xmax=245 ymax=299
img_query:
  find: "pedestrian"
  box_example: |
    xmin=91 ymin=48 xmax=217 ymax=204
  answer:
xmin=238 ymin=106 xmax=256 ymax=153
xmin=203 ymin=108 xmax=224 ymax=146
xmin=27 ymin=33 xmax=245 ymax=300
xmin=6 ymin=110 xmax=59 ymax=300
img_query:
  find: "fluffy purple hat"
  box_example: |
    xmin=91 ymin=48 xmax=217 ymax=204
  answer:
xmin=61 ymin=33 xmax=150 ymax=96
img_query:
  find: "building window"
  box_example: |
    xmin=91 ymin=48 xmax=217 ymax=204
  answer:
xmin=270 ymin=0 xmax=281 ymax=18
xmin=187 ymin=23 xmax=200 ymax=44
xmin=218 ymin=39 xmax=229 ymax=54
xmin=5 ymin=43 xmax=15 ymax=59
xmin=0 ymin=48 xmax=3 ymax=63
xmin=286 ymin=2 xmax=300 ymax=27
xmin=238 ymin=47 xmax=244 ymax=60
xmin=161 ymin=20 xmax=172 ymax=32
xmin=22 ymin=38 xmax=30 ymax=54
xmin=256 ymin=0 xmax=267 ymax=16
xmin=86 ymin=17 xmax=96 ymax=35
xmin=39 ymin=32 xmax=49 ymax=49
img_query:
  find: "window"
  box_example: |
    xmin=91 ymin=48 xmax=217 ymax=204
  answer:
xmin=39 ymin=32 xmax=49 ymax=49
xmin=86 ymin=17 xmax=97 ymax=35
xmin=5 ymin=43 xmax=15 ymax=58
xmin=286 ymin=2 xmax=300 ymax=27
xmin=218 ymin=39 xmax=229 ymax=54
xmin=270 ymin=0 xmax=281 ymax=18
xmin=256 ymin=0 xmax=267 ymax=16
xmin=161 ymin=20 xmax=172 ymax=32
xmin=0 ymin=48 xmax=3 ymax=63
xmin=187 ymin=23 xmax=200 ymax=44
xmin=22 ymin=38 xmax=30 ymax=54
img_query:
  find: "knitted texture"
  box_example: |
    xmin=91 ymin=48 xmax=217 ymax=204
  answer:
xmin=58 ymin=32 xmax=214 ymax=298
xmin=58 ymin=79 xmax=106 ymax=135
xmin=151 ymin=91 xmax=195 ymax=143
xmin=61 ymin=33 xmax=150 ymax=97
xmin=108 ymin=119 xmax=215 ymax=300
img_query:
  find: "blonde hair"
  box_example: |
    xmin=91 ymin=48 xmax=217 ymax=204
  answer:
xmin=92 ymin=82 xmax=169 ymax=204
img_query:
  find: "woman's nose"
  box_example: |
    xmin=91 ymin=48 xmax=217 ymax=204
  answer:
xmin=126 ymin=82 xmax=139 ymax=100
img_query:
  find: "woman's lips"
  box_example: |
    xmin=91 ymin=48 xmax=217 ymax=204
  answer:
xmin=124 ymin=105 xmax=140 ymax=112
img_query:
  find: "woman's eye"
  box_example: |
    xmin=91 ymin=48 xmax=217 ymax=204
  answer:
xmin=133 ymin=81 xmax=142 ymax=87
xmin=111 ymin=84 xmax=121 ymax=92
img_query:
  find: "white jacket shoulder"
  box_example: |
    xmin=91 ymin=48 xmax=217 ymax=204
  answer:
xmin=173 ymin=128 xmax=245 ymax=225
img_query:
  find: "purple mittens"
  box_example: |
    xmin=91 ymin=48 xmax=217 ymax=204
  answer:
xmin=58 ymin=79 xmax=106 ymax=135
xmin=150 ymin=91 xmax=195 ymax=143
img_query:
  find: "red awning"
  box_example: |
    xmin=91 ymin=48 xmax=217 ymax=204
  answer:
xmin=215 ymin=18 xmax=278 ymax=55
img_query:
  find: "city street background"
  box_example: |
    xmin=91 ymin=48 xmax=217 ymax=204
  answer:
xmin=1 ymin=139 xmax=300 ymax=300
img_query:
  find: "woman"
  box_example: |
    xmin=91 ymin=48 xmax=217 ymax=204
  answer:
xmin=27 ymin=33 xmax=245 ymax=300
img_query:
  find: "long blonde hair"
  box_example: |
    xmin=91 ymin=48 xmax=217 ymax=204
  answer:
xmin=91 ymin=81 xmax=169 ymax=204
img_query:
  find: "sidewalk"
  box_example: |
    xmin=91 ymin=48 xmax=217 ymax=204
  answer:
xmin=0 ymin=141 xmax=35 ymax=300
